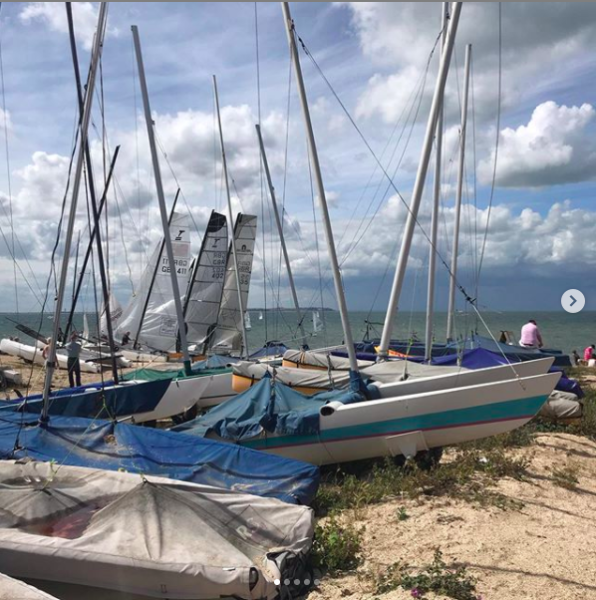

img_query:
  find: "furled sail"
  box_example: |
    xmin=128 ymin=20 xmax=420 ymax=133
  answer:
xmin=183 ymin=211 xmax=228 ymax=354
xmin=209 ymin=214 xmax=257 ymax=356
xmin=115 ymin=212 xmax=191 ymax=353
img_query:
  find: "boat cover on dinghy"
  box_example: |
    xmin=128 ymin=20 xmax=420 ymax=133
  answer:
xmin=175 ymin=374 xmax=363 ymax=440
xmin=283 ymin=349 xmax=374 ymax=370
xmin=0 ymin=413 xmax=319 ymax=505
xmin=121 ymin=355 xmax=241 ymax=383
xmin=234 ymin=361 xmax=356 ymax=391
xmin=0 ymin=379 xmax=173 ymax=420
xmin=244 ymin=355 xmax=465 ymax=389
xmin=0 ymin=572 xmax=59 ymax=600
xmin=433 ymin=348 xmax=584 ymax=398
xmin=0 ymin=461 xmax=314 ymax=600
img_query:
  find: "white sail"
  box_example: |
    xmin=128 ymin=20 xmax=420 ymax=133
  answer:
xmin=244 ymin=312 xmax=252 ymax=331
xmin=183 ymin=211 xmax=228 ymax=353
xmin=83 ymin=313 xmax=90 ymax=341
xmin=115 ymin=212 xmax=191 ymax=353
xmin=209 ymin=214 xmax=257 ymax=356
xmin=312 ymin=311 xmax=323 ymax=335
xmin=99 ymin=292 xmax=123 ymax=339
xmin=259 ymin=311 xmax=264 ymax=321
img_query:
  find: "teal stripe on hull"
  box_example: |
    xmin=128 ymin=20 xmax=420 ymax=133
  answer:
xmin=241 ymin=395 xmax=548 ymax=451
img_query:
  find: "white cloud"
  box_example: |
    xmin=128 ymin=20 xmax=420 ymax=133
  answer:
xmin=19 ymin=2 xmax=118 ymax=51
xmin=339 ymin=2 xmax=596 ymax=125
xmin=479 ymin=101 xmax=596 ymax=188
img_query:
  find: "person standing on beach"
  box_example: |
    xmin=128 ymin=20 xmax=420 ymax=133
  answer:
xmin=584 ymin=345 xmax=595 ymax=363
xmin=520 ymin=319 xmax=544 ymax=349
xmin=65 ymin=332 xmax=83 ymax=388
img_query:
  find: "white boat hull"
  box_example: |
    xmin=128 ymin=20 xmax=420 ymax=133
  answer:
xmin=375 ymin=357 xmax=554 ymax=398
xmin=230 ymin=373 xmax=561 ymax=465
xmin=195 ymin=371 xmax=234 ymax=408
xmin=0 ymin=339 xmax=100 ymax=374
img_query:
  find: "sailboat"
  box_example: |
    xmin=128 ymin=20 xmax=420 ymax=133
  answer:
xmin=172 ymin=2 xmax=562 ymax=468
xmin=0 ymin=460 xmax=314 ymax=600
xmin=312 ymin=310 xmax=323 ymax=336
xmin=245 ymin=311 xmax=253 ymax=331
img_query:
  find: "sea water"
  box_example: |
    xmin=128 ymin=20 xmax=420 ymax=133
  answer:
xmin=1 ymin=311 xmax=593 ymax=357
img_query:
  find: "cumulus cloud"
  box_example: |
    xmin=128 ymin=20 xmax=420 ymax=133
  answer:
xmin=19 ymin=2 xmax=118 ymax=51
xmin=339 ymin=2 xmax=596 ymax=125
xmin=479 ymin=102 xmax=596 ymax=188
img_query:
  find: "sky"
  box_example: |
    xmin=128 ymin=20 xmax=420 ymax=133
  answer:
xmin=0 ymin=2 xmax=595 ymax=327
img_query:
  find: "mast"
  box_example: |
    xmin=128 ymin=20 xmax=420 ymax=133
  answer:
xmin=63 ymin=147 xmax=120 ymax=340
xmin=424 ymin=2 xmax=450 ymax=363
xmin=66 ymin=2 xmax=119 ymax=383
xmin=446 ymin=43 xmax=472 ymax=342
xmin=282 ymin=2 xmax=360 ymax=378
xmin=40 ymin=2 xmax=108 ymax=424
xmin=255 ymin=124 xmax=308 ymax=349
xmin=131 ymin=25 xmax=192 ymax=376
xmin=72 ymin=231 xmax=80 ymax=306
xmin=378 ymin=2 xmax=463 ymax=360
xmin=133 ymin=189 xmax=180 ymax=350
xmin=213 ymin=76 xmax=250 ymax=359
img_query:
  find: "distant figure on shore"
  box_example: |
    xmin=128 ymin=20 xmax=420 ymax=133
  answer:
xmin=66 ymin=332 xmax=83 ymax=388
xmin=520 ymin=319 xmax=544 ymax=349
xmin=572 ymin=350 xmax=581 ymax=367
xmin=121 ymin=331 xmax=131 ymax=347
xmin=584 ymin=345 xmax=595 ymax=363
xmin=57 ymin=327 xmax=65 ymax=344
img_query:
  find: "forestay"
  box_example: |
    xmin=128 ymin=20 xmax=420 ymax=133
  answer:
xmin=184 ymin=211 xmax=228 ymax=353
xmin=115 ymin=212 xmax=191 ymax=352
xmin=209 ymin=214 xmax=257 ymax=356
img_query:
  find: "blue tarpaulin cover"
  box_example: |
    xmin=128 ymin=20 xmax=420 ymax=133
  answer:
xmin=0 ymin=412 xmax=320 ymax=505
xmin=175 ymin=374 xmax=363 ymax=441
xmin=0 ymin=380 xmax=170 ymax=420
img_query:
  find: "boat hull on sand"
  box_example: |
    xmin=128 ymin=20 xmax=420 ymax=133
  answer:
xmin=209 ymin=373 xmax=561 ymax=465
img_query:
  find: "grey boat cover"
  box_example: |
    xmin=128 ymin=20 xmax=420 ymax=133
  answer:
xmin=0 ymin=461 xmax=314 ymax=600
xmin=283 ymin=349 xmax=374 ymax=370
xmin=0 ymin=573 xmax=58 ymax=600
xmin=539 ymin=391 xmax=583 ymax=421
xmin=234 ymin=361 xmax=354 ymax=390
xmin=239 ymin=352 xmax=469 ymax=391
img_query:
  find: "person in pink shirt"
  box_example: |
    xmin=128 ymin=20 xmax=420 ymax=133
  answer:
xmin=519 ymin=319 xmax=544 ymax=349
xmin=584 ymin=345 xmax=595 ymax=362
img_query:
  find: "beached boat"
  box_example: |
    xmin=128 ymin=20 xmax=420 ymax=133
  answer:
xmin=176 ymin=370 xmax=561 ymax=466
xmin=0 ymin=461 xmax=314 ymax=600
xmin=0 ymin=339 xmax=101 ymax=374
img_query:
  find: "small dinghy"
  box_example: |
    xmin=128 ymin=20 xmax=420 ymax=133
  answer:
xmin=0 ymin=461 xmax=314 ymax=600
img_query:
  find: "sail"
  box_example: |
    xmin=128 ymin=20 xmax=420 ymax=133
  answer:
xmin=209 ymin=214 xmax=257 ymax=356
xmin=99 ymin=292 xmax=123 ymax=338
xmin=83 ymin=313 xmax=90 ymax=341
xmin=312 ymin=311 xmax=323 ymax=335
xmin=244 ymin=312 xmax=252 ymax=331
xmin=115 ymin=212 xmax=191 ymax=353
xmin=183 ymin=211 xmax=228 ymax=352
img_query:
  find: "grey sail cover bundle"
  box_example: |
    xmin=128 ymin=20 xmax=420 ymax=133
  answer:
xmin=184 ymin=211 xmax=228 ymax=352
xmin=283 ymin=350 xmax=465 ymax=383
xmin=0 ymin=461 xmax=314 ymax=600
xmin=209 ymin=214 xmax=257 ymax=356
xmin=0 ymin=573 xmax=59 ymax=600
xmin=115 ymin=212 xmax=191 ymax=353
